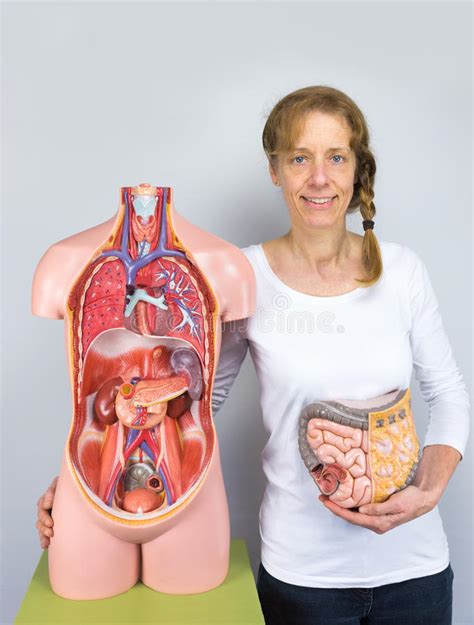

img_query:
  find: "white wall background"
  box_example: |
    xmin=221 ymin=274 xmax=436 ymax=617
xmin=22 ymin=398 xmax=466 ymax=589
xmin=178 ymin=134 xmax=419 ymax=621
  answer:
xmin=1 ymin=2 xmax=472 ymax=623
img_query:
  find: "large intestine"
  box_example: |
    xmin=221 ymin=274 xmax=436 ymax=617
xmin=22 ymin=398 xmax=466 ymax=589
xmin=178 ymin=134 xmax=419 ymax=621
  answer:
xmin=299 ymin=389 xmax=421 ymax=508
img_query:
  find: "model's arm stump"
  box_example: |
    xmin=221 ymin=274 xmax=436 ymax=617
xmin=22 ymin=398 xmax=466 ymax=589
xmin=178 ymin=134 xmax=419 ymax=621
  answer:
xmin=32 ymin=244 xmax=68 ymax=319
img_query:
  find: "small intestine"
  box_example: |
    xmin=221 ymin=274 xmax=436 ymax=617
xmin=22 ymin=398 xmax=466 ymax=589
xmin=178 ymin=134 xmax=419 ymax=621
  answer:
xmin=307 ymin=418 xmax=373 ymax=507
xmin=307 ymin=408 xmax=419 ymax=507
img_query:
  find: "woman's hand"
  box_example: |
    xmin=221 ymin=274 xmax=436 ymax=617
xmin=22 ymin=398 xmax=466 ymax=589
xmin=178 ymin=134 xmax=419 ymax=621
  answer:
xmin=319 ymin=484 xmax=436 ymax=534
xmin=36 ymin=476 xmax=58 ymax=549
xmin=320 ymin=444 xmax=461 ymax=534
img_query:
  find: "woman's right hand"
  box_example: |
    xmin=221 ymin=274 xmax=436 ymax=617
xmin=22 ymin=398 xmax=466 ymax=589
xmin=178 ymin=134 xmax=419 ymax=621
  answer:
xmin=36 ymin=476 xmax=58 ymax=549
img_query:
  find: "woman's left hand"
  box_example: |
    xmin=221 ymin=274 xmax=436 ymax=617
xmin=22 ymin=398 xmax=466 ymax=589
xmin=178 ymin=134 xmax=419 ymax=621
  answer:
xmin=319 ymin=485 xmax=436 ymax=534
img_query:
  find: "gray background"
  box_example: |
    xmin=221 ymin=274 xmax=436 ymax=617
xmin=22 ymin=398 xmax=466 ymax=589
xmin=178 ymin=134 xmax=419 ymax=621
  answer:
xmin=1 ymin=1 xmax=472 ymax=623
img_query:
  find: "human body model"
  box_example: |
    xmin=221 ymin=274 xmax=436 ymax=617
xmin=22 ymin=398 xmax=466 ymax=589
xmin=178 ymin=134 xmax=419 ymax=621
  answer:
xmin=32 ymin=183 xmax=255 ymax=600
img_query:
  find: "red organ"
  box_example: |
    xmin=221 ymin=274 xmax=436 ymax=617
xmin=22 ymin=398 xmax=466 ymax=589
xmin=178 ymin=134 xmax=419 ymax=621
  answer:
xmin=67 ymin=187 xmax=218 ymax=521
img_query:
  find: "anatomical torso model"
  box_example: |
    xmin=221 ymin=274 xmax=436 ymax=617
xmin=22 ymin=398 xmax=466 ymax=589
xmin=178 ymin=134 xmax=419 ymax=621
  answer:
xmin=32 ymin=184 xmax=255 ymax=600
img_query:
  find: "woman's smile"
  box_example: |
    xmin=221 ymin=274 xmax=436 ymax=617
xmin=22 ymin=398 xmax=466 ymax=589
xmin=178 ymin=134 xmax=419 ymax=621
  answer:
xmin=301 ymin=195 xmax=337 ymax=209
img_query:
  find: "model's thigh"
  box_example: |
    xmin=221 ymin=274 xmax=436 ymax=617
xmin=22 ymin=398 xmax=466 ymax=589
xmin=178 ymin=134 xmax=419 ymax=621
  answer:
xmin=256 ymin=563 xmax=365 ymax=625
xmin=49 ymin=461 xmax=140 ymax=600
xmin=141 ymin=444 xmax=230 ymax=594
xmin=365 ymin=564 xmax=454 ymax=625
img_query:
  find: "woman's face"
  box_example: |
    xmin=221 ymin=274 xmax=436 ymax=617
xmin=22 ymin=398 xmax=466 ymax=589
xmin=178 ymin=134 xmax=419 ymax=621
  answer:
xmin=269 ymin=110 xmax=357 ymax=231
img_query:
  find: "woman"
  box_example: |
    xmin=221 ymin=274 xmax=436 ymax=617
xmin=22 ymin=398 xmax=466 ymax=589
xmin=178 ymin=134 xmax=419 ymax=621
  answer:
xmin=37 ymin=86 xmax=470 ymax=624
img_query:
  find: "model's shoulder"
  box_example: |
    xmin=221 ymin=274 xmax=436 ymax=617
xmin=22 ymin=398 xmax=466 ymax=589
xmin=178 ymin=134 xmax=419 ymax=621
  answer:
xmin=48 ymin=219 xmax=114 ymax=254
xmin=34 ymin=220 xmax=114 ymax=279
xmin=379 ymin=238 xmax=422 ymax=273
xmin=240 ymin=236 xmax=285 ymax=265
xmin=172 ymin=215 xmax=257 ymax=320
xmin=173 ymin=212 xmax=250 ymax=262
xmin=32 ymin=220 xmax=114 ymax=319
xmin=207 ymin=239 xmax=257 ymax=322
xmin=31 ymin=220 xmax=113 ymax=319
xmin=239 ymin=243 xmax=261 ymax=262
xmin=214 ymin=238 xmax=257 ymax=268
xmin=179 ymin=223 xmax=256 ymax=284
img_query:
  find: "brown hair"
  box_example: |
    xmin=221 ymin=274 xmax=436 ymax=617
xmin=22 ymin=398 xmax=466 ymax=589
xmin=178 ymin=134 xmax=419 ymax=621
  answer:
xmin=262 ymin=85 xmax=382 ymax=286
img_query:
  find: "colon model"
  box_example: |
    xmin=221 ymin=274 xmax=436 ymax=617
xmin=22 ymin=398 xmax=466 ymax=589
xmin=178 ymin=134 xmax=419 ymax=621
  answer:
xmin=299 ymin=388 xmax=421 ymax=507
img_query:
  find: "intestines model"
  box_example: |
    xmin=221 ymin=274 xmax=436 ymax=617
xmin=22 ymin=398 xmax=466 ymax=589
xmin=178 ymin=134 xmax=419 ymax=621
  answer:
xmin=298 ymin=388 xmax=421 ymax=508
xmin=32 ymin=184 xmax=255 ymax=600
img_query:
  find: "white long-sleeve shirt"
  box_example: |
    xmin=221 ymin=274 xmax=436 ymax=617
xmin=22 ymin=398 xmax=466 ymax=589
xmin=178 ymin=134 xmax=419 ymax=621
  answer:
xmin=212 ymin=239 xmax=470 ymax=588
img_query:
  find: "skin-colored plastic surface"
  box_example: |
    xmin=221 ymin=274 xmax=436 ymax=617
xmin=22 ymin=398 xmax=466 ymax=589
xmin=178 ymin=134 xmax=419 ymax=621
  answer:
xmin=14 ymin=539 xmax=265 ymax=625
xmin=31 ymin=184 xmax=256 ymax=600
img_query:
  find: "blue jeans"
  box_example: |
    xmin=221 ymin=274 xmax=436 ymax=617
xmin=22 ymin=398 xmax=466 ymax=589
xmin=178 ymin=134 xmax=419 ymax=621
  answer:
xmin=256 ymin=562 xmax=454 ymax=625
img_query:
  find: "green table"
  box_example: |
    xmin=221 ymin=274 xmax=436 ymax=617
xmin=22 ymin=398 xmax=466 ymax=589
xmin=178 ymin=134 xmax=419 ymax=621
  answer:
xmin=15 ymin=539 xmax=264 ymax=625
